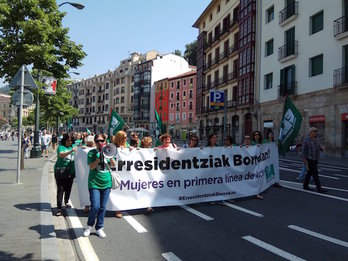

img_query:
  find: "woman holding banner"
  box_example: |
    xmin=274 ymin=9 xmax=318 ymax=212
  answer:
xmin=112 ymin=130 xmax=130 ymax=218
xmin=157 ymin=133 xmax=177 ymax=149
xmin=83 ymin=133 xmax=115 ymax=238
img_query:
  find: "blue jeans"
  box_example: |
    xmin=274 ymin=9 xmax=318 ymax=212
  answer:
xmin=87 ymin=188 xmax=111 ymax=230
xmin=297 ymin=163 xmax=306 ymax=181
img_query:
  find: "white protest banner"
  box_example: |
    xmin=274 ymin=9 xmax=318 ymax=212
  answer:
xmin=75 ymin=143 xmax=279 ymax=211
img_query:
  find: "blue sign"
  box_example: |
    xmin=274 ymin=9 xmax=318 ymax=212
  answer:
xmin=210 ymin=90 xmax=224 ymax=110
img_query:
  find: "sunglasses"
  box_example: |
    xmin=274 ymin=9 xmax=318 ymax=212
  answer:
xmin=244 ymin=137 xmax=250 ymax=140
xmin=96 ymin=139 xmax=105 ymax=143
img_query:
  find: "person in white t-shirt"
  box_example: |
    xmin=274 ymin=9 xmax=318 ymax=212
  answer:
xmin=41 ymin=129 xmax=51 ymax=157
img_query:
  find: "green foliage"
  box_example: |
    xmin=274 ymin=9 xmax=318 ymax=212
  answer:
xmin=173 ymin=49 xmax=182 ymax=57
xmin=184 ymin=40 xmax=197 ymax=66
xmin=0 ymin=0 xmax=86 ymax=82
xmin=37 ymin=78 xmax=78 ymax=128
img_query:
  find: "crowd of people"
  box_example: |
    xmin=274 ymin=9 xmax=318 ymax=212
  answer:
xmin=9 ymin=125 xmax=323 ymax=239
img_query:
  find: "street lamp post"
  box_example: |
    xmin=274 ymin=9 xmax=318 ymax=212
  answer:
xmin=30 ymin=72 xmax=41 ymax=158
xmin=58 ymin=2 xmax=85 ymax=9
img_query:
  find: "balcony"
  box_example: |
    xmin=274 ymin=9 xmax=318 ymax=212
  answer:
xmin=278 ymin=41 xmax=298 ymax=62
xmin=278 ymin=81 xmax=297 ymax=97
xmin=334 ymin=16 xmax=348 ymax=40
xmin=279 ymin=1 xmax=298 ymax=26
xmin=333 ymin=67 xmax=348 ymax=88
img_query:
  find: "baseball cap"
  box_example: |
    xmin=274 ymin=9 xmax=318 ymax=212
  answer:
xmin=309 ymin=127 xmax=318 ymax=134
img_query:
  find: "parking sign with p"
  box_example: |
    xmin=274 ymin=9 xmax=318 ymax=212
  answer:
xmin=210 ymin=90 xmax=224 ymax=110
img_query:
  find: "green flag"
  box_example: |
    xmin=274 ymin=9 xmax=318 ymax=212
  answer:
xmin=278 ymin=96 xmax=302 ymax=156
xmin=108 ymin=109 xmax=125 ymax=138
xmin=86 ymin=128 xmax=91 ymax=135
xmin=67 ymin=118 xmax=73 ymax=131
xmin=154 ymin=108 xmax=165 ymax=146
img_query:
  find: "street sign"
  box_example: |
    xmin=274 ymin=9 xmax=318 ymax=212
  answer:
xmin=41 ymin=76 xmax=57 ymax=95
xmin=210 ymin=90 xmax=224 ymax=110
xmin=11 ymin=89 xmax=34 ymax=107
xmin=9 ymin=65 xmax=38 ymax=90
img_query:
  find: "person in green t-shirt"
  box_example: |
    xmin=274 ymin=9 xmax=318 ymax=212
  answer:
xmin=83 ymin=133 xmax=115 ymax=238
xmin=54 ymin=133 xmax=77 ymax=216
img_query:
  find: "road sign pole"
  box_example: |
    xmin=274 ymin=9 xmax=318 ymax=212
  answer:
xmin=16 ymin=65 xmax=25 ymax=184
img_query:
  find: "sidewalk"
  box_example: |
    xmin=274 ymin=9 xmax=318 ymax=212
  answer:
xmin=0 ymin=140 xmax=59 ymax=260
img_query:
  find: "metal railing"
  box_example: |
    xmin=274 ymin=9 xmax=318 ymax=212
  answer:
xmin=278 ymin=41 xmax=298 ymax=61
xmin=278 ymin=81 xmax=297 ymax=97
xmin=279 ymin=1 xmax=298 ymax=24
xmin=333 ymin=67 xmax=348 ymax=87
xmin=334 ymin=16 xmax=348 ymax=37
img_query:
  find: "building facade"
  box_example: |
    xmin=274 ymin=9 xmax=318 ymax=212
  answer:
xmin=194 ymin=0 xmax=257 ymax=144
xmin=258 ymin=0 xmax=348 ymax=156
xmin=133 ymin=53 xmax=194 ymax=132
xmin=0 ymin=94 xmax=16 ymax=126
xmin=167 ymin=70 xmax=197 ymax=140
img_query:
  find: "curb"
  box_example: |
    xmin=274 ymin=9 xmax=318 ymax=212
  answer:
xmin=40 ymin=155 xmax=59 ymax=260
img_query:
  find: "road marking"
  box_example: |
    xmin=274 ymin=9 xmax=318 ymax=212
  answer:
xmin=123 ymin=216 xmax=148 ymax=233
xmin=222 ymin=202 xmax=264 ymax=217
xmin=180 ymin=205 xmax=214 ymax=221
xmin=335 ymin=174 xmax=348 ymax=178
xmin=279 ymin=167 xmax=300 ymax=173
xmin=288 ymin=225 xmax=348 ymax=248
xmin=242 ymin=235 xmax=306 ymax=261
xmin=162 ymin=252 xmax=183 ymax=261
xmin=280 ymin=181 xmax=348 ymax=202
xmin=317 ymin=174 xmax=339 ymax=180
xmin=279 ymin=167 xmax=339 ymax=180
xmin=66 ymin=202 xmax=100 ymax=261
xmin=320 ymin=167 xmax=341 ymax=172
xmin=280 ymin=159 xmax=348 ymax=171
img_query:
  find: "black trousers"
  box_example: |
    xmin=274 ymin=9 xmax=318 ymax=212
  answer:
xmin=55 ymin=175 xmax=74 ymax=209
xmin=303 ymin=159 xmax=322 ymax=191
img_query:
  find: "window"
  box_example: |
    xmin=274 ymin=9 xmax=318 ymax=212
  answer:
xmin=310 ymin=11 xmax=323 ymax=35
xmin=310 ymin=54 xmax=323 ymax=77
xmin=264 ymin=73 xmax=273 ymax=90
xmin=265 ymin=39 xmax=273 ymax=56
xmin=266 ymin=6 xmax=274 ymax=23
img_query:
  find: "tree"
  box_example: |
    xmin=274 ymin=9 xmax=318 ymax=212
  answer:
xmin=173 ymin=49 xmax=182 ymax=57
xmin=39 ymin=79 xmax=78 ymax=128
xmin=184 ymin=40 xmax=198 ymax=66
xmin=0 ymin=0 xmax=86 ymax=82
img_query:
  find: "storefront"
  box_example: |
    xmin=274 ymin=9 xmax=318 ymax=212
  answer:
xmin=309 ymin=115 xmax=325 ymax=144
xmin=342 ymin=113 xmax=348 ymax=156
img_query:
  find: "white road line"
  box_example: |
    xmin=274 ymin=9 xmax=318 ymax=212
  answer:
xmin=279 ymin=167 xmax=300 ymax=173
xmin=280 ymin=159 xmax=348 ymax=171
xmin=180 ymin=205 xmax=214 ymax=221
xmin=222 ymin=202 xmax=264 ymax=217
xmin=279 ymin=167 xmax=339 ymax=180
xmin=242 ymin=235 xmax=306 ymax=261
xmin=320 ymin=167 xmax=341 ymax=172
xmin=317 ymin=174 xmax=339 ymax=180
xmin=123 ymin=215 xmax=148 ymax=233
xmin=280 ymin=182 xmax=348 ymax=202
xmin=66 ymin=202 xmax=100 ymax=261
xmin=335 ymin=174 xmax=348 ymax=178
xmin=288 ymin=225 xmax=348 ymax=248
xmin=162 ymin=252 xmax=183 ymax=261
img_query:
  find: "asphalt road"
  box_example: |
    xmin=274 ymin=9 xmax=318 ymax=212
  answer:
xmin=58 ymin=158 xmax=348 ymax=261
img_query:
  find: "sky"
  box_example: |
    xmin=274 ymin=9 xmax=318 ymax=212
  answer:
xmin=59 ymin=0 xmax=211 ymax=80
xmin=0 ymin=0 xmax=211 ymax=86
